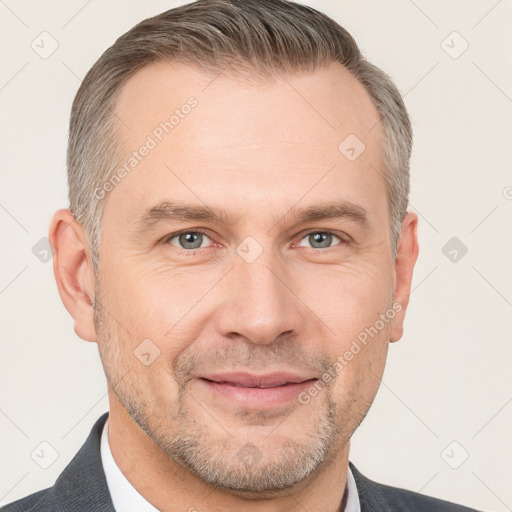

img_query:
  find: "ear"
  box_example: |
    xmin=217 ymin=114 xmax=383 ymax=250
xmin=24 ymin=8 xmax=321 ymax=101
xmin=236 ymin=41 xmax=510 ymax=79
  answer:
xmin=49 ymin=209 xmax=98 ymax=343
xmin=390 ymin=212 xmax=419 ymax=343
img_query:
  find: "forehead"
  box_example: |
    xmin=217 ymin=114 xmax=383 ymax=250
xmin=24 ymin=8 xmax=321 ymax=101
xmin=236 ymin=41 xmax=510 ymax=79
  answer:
xmin=114 ymin=59 xmax=380 ymax=146
xmin=105 ymin=60 xmax=386 ymax=226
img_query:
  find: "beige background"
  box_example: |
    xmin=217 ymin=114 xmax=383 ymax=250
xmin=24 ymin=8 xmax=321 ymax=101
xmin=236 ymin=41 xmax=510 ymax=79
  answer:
xmin=1 ymin=1 xmax=511 ymax=510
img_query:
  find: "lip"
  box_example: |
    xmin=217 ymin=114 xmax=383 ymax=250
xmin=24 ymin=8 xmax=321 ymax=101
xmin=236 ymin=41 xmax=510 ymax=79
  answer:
xmin=197 ymin=372 xmax=318 ymax=408
xmin=200 ymin=371 xmax=316 ymax=388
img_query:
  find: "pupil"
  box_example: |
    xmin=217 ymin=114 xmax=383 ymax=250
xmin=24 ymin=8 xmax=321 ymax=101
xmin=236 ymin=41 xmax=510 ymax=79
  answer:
xmin=310 ymin=232 xmax=331 ymax=248
xmin=180 ymin=232 xmax=201 ymax=249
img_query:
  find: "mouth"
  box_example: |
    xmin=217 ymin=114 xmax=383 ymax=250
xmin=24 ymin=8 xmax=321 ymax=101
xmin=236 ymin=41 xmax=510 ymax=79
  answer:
xmin=197 ymin=372 xmax=318 ymax=408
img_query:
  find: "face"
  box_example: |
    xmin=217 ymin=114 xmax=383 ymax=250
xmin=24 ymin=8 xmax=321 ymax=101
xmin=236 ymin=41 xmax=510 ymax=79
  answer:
xmin=89 ymin=61 xmax=406 ymax=494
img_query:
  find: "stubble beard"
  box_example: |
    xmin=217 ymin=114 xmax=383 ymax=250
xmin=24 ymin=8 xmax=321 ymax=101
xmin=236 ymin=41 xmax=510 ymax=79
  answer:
xmin=92 ymin=281 xmax=375 ymax=495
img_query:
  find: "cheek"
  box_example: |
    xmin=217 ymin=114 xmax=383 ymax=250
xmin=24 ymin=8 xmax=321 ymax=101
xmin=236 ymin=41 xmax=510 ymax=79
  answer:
xmin=108 ymin=262 xmax=186 ymax=318
xmin=328 ymin=318 xmax=390 ymax=424
xmin=102 ymin=264 xmax=221 ymax=358
xmin=300 ymin=260 xmax=393 ymax=333
xmin=300 ymin=260 xmax=393 ymax=391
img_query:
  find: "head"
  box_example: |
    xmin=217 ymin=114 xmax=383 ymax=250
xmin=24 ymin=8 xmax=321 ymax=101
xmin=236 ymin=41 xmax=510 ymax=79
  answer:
xmin=51 ymin=0 xmax=418 ymax=497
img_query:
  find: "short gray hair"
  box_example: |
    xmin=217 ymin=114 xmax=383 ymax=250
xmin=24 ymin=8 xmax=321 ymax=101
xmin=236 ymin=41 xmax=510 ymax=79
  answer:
xmin=67 ymin=0 xmax=412 ymax=266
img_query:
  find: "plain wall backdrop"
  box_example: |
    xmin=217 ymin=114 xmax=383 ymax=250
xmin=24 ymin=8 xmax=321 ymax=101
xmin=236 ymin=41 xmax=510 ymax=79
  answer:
xmin=1 ymin=1 xmax=511 ymax=510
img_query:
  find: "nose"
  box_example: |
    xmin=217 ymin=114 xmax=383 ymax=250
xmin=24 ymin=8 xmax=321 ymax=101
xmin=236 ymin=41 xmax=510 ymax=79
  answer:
xmin=215 ymin=252 xmax=305 ymax=346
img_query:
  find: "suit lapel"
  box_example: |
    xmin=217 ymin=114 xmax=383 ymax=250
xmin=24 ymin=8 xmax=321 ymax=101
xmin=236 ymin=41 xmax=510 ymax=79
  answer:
xmin=349 ymin=462 xmax=395 ymax=512
xmin=48 ymin=412 xmax=115 ymax=512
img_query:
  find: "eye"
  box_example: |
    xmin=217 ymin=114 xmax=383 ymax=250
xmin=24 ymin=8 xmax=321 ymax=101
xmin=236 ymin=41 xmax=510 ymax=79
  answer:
xmin=297 ymin=231 xmax=344 ymax=249
xmin=167 ymin=230 xmax=212 ymax=250
xmin=164 ymin=229 xmax=346 ymax=252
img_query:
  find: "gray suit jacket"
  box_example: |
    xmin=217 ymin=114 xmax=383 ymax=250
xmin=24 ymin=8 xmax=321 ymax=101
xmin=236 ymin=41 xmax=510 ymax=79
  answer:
xmin=2 ymin=412 xmax=480 ymax=511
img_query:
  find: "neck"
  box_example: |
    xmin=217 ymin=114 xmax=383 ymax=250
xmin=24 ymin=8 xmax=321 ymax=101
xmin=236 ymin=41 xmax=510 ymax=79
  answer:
xmin=107 ymin=397 xmax=350 ymax=512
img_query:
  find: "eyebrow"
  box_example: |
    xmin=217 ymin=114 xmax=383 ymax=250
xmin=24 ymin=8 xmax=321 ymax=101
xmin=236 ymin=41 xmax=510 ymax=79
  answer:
xmin=135 ymin=200 xmax=370 ymax=232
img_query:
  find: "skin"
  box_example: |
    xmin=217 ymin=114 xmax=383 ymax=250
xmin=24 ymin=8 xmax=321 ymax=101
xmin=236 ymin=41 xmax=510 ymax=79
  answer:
xmin=50 ymin=61 xmax=418 ymax=512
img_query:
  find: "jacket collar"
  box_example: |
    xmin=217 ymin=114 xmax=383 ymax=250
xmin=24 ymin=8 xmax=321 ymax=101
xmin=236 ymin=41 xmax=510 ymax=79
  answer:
xmin=48 ymin=411 xmax=115 ymax=511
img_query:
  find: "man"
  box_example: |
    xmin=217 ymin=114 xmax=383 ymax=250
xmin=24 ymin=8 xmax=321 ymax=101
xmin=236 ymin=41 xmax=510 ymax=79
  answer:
xmin=2 ymin=0 xmax=480 ymax=511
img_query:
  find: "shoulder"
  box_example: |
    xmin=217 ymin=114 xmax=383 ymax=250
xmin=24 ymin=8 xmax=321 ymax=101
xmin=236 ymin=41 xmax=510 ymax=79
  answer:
xmin=350 ymin=463 xmax=481 ymax=512
xmin=1 ymin=488 xmax=51 ymax=512
xmin=1 ymin=412 xmax=113 ymax=512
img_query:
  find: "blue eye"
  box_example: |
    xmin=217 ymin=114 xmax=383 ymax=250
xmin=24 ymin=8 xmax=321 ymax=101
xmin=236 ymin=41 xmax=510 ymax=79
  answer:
xmin=168 ymin=231 xmax=212 ymax=250
xmin=298 ymin=231 xmax=342 ymax=249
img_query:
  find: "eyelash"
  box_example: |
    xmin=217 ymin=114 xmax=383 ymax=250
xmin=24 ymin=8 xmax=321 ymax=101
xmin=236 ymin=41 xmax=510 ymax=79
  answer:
xmin=163 ymin=228 xmax=349 ymax=253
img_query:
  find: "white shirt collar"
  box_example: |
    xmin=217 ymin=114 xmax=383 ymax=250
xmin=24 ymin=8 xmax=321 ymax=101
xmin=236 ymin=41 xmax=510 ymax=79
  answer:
xmin=100 ymin=418 xmax=360 ymax=512
xmin=345 ymin=461 xmax=361 ymax=512
xmin=100 ymin=418 xmax=160 ymax=511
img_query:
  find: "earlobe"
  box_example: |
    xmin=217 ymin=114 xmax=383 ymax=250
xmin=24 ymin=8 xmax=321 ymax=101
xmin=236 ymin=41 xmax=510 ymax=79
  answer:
xmin=390 ymin=212 xmax=419 ymax=343
xmin=49 ymin=209 xmax=98 ymax=343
